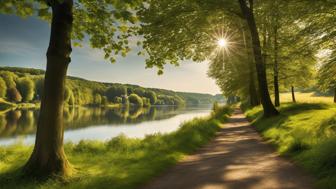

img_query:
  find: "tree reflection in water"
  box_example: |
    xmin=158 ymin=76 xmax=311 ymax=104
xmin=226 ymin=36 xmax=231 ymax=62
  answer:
xmin=0 ymin=105 xmax=183 ymax=138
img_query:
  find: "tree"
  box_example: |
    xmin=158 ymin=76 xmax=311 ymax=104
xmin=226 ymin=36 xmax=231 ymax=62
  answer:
xmin=128 ymin=93 xmax=143 ymax=107
xmin=144 ymin=91 xmax=157 ymax=104
xmin=139 ymin=0 xmax=278 ymax=116
xmin=106 ymin=86 xmax=127 ymax=102
xmin=93 ymin=93 xmax=102 ymax=105
xmin=17 ymin=77 xmax=35 ymax=102
xmin=238 ymin=0 xmax=278 ymax=117
xmin=0 ymin=71 xmax=17 ymax=89
xmin=1 ymin=0 xmax=142 ymax=177
xmin=7 ymin=87 xmax=22 ymax=102
xmin=0 ymin=78 xmax=7 ymax=98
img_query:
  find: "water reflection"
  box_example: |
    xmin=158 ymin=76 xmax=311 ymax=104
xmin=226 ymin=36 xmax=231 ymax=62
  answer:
xmin=0 ymin=105 xmax=211 ymax=145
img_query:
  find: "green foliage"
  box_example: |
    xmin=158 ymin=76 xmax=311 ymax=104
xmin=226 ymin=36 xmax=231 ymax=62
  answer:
xmin=64 ymin=86 xmax=71 ymax=103
xmin=245 ymin=103 xmax=336 ymax=189
xmin=0 ymin=105 xmax=232 ymax=189
xmin=16 ymin=77 xmax=35 ymax=102
xmin=0 ymin=67 xmax=219 ymax=106
xmin=0 ymin=78 xmax=7 ymax=98
xmin=6 ymin=87 xmax=22 ymax=102
xmin=93 ymin=94 xmax=102 ymax=105
xmin=0 ymin=0 xmax=143 ymax=63
xmin=317 ymin=51 xmax=336 ymax=93
xmin=106 ymin=86 xmax=127 ymax=102
xmin=144 ymin=91 xmax=157 ymax=104
xmin=113 ymin=96 xmax=123 ymax=104
xmin=128 ymin=93 xmax=143 ymax=107
xmin=0 ymin=71 xmax=17 ymax=88
xmin=34 ymin=76 xmax=44 ymax=100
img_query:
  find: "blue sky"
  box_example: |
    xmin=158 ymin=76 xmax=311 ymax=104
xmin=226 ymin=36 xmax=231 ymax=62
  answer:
xmin=0 ymin=14 xmax=220 ymax=94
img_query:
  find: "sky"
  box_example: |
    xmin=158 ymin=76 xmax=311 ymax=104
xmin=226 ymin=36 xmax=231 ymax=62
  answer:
xmin=0 ymin=14 xmax=221 ymax=95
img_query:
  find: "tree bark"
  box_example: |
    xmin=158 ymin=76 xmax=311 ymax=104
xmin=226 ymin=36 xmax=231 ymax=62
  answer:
xmin=24 ymin=0 xmax=73 ymax=178
xmin=273 ymin=25 xmax=280 ymax=107
xmin=291 ymin=86 xmax=296 ymax=103
xmin=238 ymin=0 xmax=279 ymax=117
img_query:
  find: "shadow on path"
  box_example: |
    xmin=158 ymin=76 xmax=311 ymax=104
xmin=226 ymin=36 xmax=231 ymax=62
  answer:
xmin=139 ymin=109 xmax=314 ymax=189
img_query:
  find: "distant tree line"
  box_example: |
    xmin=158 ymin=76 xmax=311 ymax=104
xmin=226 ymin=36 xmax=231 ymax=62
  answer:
xmin=0 ymin=67 xmax=222 ymax=107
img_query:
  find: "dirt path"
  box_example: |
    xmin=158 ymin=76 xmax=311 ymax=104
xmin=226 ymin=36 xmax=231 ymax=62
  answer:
xmin=140 ymin=108 xmax=314 ymax=189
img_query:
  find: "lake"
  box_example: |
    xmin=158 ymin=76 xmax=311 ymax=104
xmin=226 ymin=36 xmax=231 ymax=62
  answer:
xmin=0 ymin=105 xmax=212 ymax=146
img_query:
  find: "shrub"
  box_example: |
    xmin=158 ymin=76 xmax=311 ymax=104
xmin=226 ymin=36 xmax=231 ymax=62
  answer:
xmin=68 ymin=93 xmax=75 ymax=105
xmin=16 ymin=77 xmax=35 ymax=102
xmin=128 ymin=93 xmax=143 ymax=107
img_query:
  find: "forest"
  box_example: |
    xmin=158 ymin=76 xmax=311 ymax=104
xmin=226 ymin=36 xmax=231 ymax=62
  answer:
xmin=0 ymin=66 xmax=222 ymax=109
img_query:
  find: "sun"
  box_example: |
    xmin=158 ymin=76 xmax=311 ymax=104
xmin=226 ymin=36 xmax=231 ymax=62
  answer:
xmin=217 ymin=38 xmax=228 ymax=48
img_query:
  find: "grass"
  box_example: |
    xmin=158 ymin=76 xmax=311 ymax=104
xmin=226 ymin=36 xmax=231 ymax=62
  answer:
xmin=279 ymin=92 xmax=333 ymax=104
xmin=0 ymin=105 xmax=232 ymax=189
xmin=245 ymin=102 xmax=336 ymax=189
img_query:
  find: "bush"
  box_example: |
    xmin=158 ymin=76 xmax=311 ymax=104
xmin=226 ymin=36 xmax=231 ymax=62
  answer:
xmin=128 ymin=93 xmax=143 ymax=107
xmin=16 ymin=77 xmax=35 ymax=102
xmin=0 ymin=78 xmax=7 ymax=98
xmin=7 ymin=87 xmax=22 ymax=102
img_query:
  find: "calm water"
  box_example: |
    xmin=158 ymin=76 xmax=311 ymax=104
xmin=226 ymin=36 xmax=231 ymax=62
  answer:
xmin=0 ymin=105 xmax=212 ymax=146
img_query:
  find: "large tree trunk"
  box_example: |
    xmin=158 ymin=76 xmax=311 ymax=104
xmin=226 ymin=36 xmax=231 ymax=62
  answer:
xmin=238 ymin=0 xmax=279 ymax=117
xmin=291 ymin=86 xmax=296 ymax=103
xmin=273 ymin=25 xmax=280 ymax=107
xmin=24 ymin=0 xmax=73 ymax=178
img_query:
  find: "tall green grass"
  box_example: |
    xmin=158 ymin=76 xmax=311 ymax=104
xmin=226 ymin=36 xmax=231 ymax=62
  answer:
xmin=0 ymin=105 xmax=232 ymax=189
xmin=245 ymin=103 xmax=336 ymax=189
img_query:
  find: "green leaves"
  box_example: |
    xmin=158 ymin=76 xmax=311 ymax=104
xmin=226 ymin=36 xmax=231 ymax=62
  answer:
xmin=0 ymin=0 xmax=143 ymax=64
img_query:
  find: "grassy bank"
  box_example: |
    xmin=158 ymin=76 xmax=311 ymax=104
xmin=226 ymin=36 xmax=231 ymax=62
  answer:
xmin=245 ymin=103 xmax=336 ymax=189
xmin=0 ymin=105 xmax=232 ymax=189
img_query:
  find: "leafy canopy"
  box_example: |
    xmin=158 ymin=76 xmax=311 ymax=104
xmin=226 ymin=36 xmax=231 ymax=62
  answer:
xmin=0 ymin=0 xmax=143 ymax=63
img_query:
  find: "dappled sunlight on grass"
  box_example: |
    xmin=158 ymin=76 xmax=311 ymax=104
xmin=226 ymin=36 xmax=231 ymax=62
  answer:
xmin=280 ymin=92 xmax=334 ymax=104
xmin=245 ymin=103 xmax=336 ymax=189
